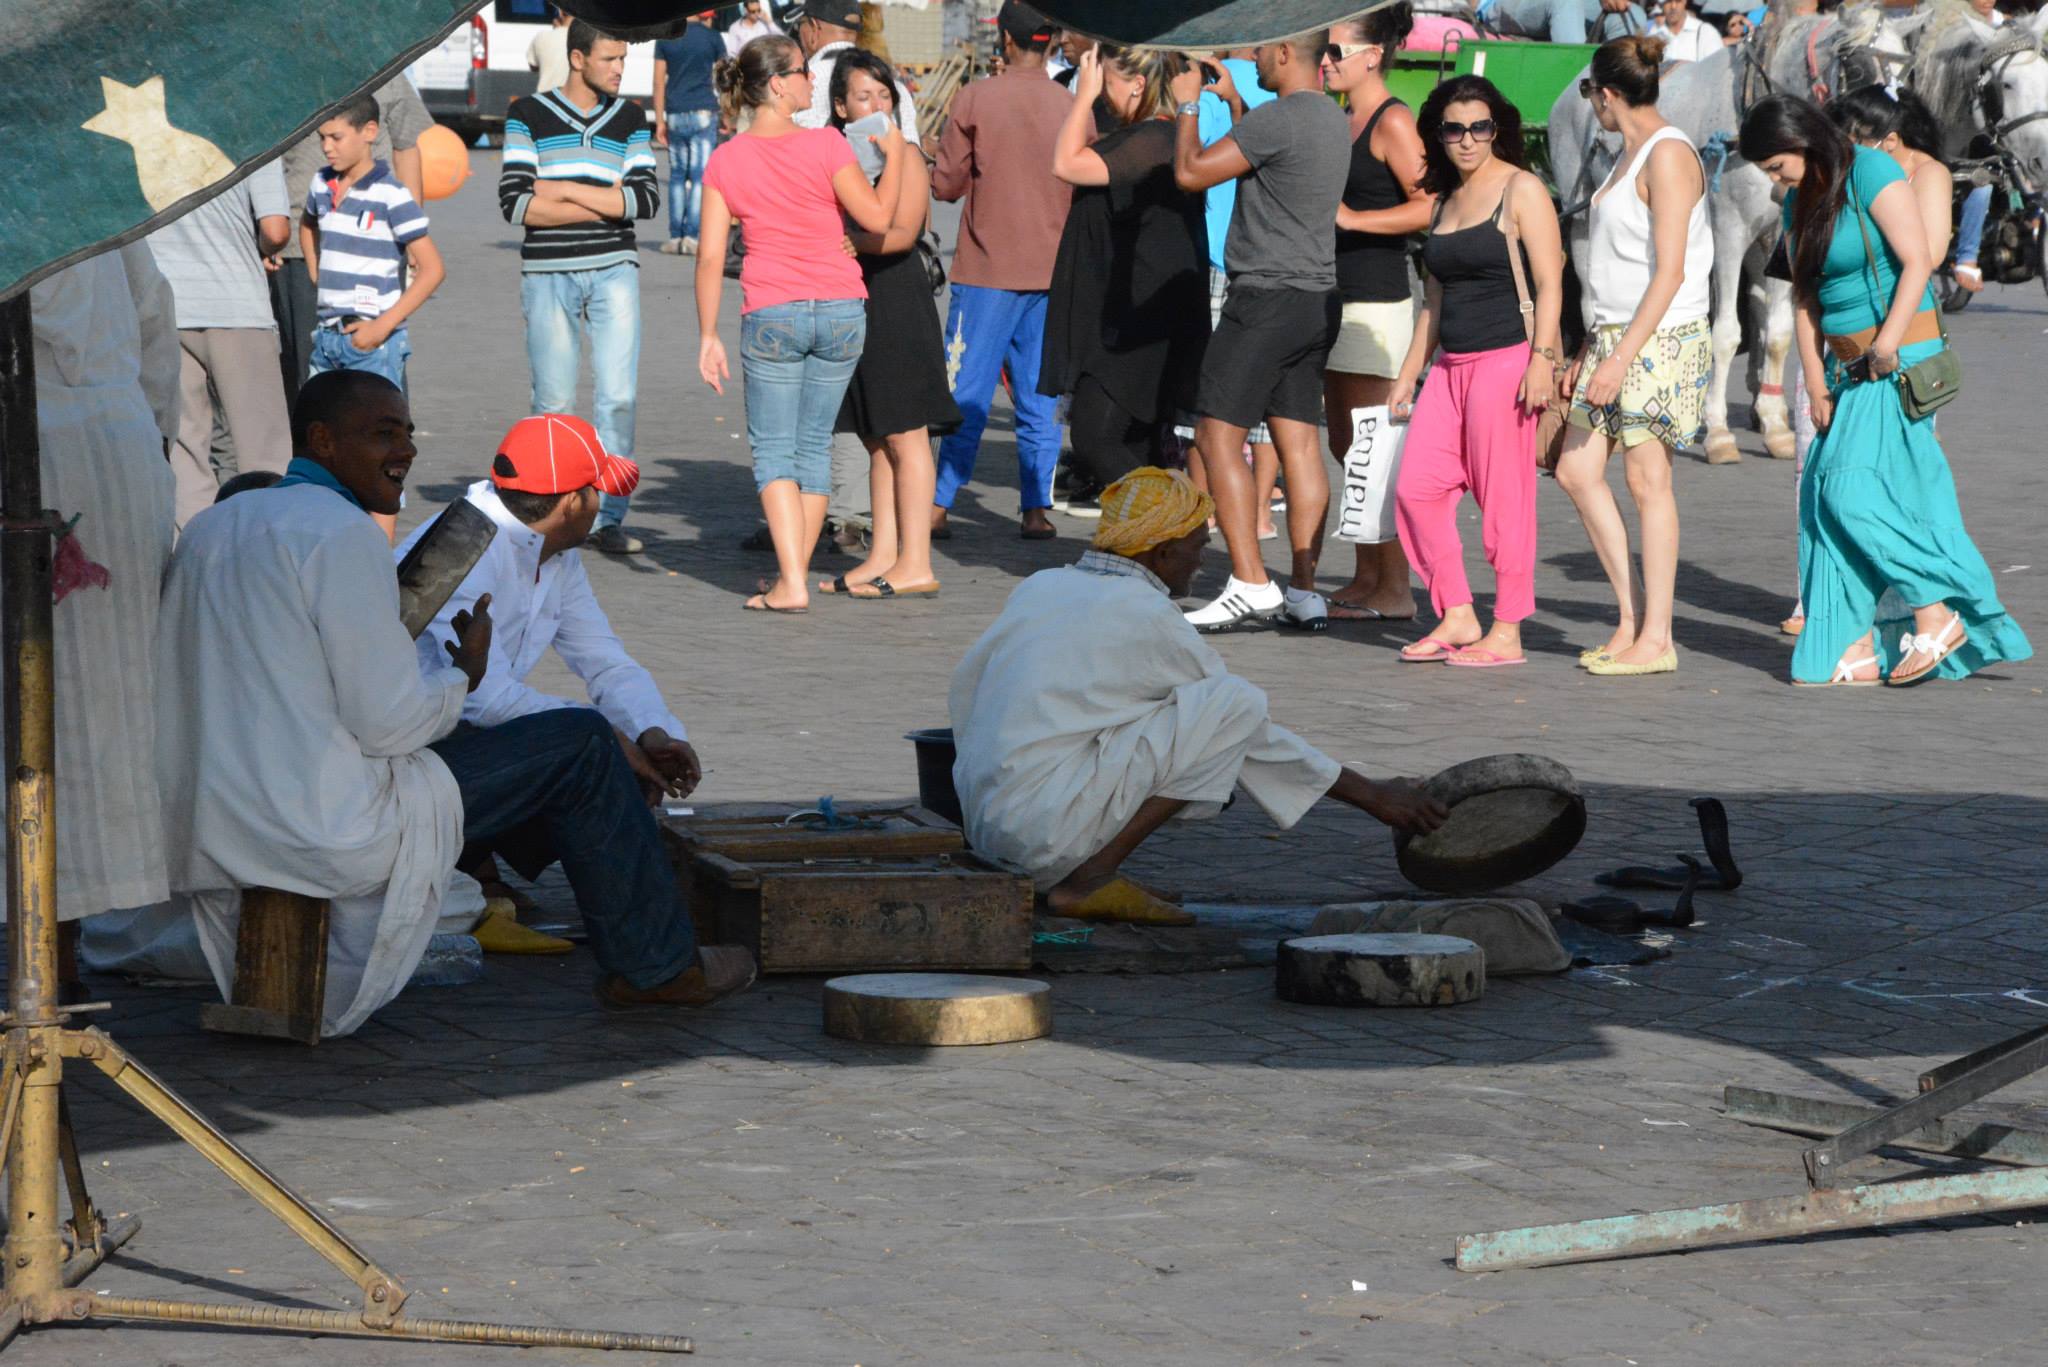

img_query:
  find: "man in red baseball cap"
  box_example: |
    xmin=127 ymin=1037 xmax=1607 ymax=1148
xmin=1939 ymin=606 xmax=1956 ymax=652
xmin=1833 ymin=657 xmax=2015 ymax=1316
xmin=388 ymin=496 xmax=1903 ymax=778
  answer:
xmin=400 ymin=414 xmax=753 ymax=1007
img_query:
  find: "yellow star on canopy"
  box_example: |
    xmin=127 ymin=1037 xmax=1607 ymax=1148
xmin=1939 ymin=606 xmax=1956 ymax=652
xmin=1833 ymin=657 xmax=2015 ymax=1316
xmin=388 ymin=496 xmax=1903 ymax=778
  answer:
xmin=82 ymin=75 xmax=235 ymax=213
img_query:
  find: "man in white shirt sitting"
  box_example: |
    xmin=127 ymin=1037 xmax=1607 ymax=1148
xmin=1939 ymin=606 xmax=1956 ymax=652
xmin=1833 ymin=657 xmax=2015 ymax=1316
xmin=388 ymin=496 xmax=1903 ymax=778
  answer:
xmin=155 ymin=372 xmax=754 ymax=1036
xmin=401 ymin=413 xmax=701 ymax=838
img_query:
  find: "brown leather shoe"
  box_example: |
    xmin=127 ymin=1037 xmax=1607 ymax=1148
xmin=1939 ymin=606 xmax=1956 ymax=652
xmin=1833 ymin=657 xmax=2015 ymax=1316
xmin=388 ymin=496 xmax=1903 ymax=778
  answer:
xmin=596 ymin=945 xmax=758 ymax=1010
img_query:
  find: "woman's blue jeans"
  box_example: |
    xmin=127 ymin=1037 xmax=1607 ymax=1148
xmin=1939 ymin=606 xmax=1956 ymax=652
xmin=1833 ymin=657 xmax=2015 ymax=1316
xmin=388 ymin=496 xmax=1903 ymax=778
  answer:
xmin=740 ymin=298 xmax=867 ymax=494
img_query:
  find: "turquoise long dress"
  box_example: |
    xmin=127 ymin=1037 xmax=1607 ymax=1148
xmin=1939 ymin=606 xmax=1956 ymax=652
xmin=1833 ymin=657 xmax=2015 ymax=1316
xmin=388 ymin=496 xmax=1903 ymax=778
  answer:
xmin=1786 ymin=149 xmax=2031 ymax=684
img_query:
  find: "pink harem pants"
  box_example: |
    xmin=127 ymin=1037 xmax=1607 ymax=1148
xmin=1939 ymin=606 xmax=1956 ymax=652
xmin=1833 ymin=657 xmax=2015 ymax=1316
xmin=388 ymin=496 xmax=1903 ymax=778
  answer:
xmin=1395 ymin=343 xmax=1539 ymax=623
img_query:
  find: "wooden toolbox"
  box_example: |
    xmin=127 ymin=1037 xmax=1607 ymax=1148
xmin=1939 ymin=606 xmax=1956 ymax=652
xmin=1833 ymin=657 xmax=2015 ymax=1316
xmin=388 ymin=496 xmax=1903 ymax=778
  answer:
xmin=663 ymin=805 xmax=1034 ymax=974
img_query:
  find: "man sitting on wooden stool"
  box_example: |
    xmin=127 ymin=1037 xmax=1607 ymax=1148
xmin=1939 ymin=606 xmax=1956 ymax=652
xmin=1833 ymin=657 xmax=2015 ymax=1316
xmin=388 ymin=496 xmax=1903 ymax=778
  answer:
xmin=400 ymin=414 xmax=701 ymax=928
xmin=155 ymin=370 xmax=755 ymax=1038
xmin=948 ymin=467 xmax=1448 ymax=925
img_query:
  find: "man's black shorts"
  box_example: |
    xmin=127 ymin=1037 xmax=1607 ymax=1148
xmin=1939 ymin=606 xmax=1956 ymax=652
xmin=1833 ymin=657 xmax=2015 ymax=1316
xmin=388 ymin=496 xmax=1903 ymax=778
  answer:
xmin=1196 ymin=285 xmax=1342 ymax=430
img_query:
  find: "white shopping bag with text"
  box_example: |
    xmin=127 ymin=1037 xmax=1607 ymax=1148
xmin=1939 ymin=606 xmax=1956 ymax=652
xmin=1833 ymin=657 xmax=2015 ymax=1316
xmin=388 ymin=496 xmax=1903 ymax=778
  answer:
xmin=1334 ymin=405 xmax=1405 ymax=545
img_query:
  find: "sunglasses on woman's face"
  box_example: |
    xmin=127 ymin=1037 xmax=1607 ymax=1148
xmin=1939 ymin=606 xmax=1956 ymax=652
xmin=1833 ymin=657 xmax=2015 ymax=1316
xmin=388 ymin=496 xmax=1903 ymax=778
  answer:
xmin=1321 ymin=41 xmax=1373 ymax=64
xmin=1438 ymin=119 xmax=1497 ymax=144
xmin=1578 ymin=77 xmax=1594 ymax=97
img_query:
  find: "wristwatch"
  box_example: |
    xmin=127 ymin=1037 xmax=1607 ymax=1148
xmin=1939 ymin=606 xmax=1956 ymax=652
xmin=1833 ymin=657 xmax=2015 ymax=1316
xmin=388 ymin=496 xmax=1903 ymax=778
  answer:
xmin=1177 ymin=101 xmax=1201 ymax=118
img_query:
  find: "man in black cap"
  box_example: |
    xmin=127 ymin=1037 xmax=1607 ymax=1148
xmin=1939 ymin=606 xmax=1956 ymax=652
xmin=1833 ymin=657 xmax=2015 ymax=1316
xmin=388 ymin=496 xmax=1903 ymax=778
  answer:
xmin=929 ymin=0 xmax=1074 ymax=542
xmin=787 ymin=0 xmax=920 ymax=138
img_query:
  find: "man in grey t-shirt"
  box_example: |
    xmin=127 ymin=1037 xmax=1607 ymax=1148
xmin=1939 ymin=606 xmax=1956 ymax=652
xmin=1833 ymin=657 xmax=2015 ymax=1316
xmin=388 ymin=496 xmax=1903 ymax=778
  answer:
xmin=1172 ymin=33 xmax=1349 ymax=633
xmin=145 ymin=159 xmax=295 ymax=527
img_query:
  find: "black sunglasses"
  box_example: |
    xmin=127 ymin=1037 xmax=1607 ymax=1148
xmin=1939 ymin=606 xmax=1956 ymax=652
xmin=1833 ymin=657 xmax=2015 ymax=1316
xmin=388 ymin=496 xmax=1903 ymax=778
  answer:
xmin=1438 ymin=118 xmax=1497 ymax=144
xmin=1578 ymin=77 xmax=1594 ymax=97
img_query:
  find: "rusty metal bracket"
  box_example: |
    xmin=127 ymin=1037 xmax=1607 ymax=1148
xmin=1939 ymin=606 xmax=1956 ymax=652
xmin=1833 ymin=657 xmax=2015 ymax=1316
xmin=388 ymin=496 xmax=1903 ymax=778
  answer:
xmin=1456 ymin=1023 xmax=2048 ymax=1272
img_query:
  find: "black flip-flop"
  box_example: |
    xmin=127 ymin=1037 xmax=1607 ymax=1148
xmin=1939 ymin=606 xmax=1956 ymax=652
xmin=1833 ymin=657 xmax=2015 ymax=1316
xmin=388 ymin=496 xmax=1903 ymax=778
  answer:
xmin=818 ymin=574 xmax=851 ymax=594
xmin=852 ymin=579 xmax=941 ymax=600
xmin=742 ymin=594 xmax=807 ymax=615
xmin=1596 ymin=798 xmax=1743 ymax=891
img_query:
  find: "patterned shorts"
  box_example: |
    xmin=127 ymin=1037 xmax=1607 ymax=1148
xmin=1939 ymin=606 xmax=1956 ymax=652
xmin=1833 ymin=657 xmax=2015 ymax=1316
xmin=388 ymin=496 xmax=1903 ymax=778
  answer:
xmin=1567 ymin=317 xmax=1711 ymax=449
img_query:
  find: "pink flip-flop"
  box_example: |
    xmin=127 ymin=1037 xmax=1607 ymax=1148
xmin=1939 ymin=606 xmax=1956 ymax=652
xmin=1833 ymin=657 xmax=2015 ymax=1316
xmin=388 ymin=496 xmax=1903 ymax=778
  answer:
xmin=1444 ymin=647 xmax=1526 ymax=668
xmin=1400 ymin=637 xmax=1458 ymax=662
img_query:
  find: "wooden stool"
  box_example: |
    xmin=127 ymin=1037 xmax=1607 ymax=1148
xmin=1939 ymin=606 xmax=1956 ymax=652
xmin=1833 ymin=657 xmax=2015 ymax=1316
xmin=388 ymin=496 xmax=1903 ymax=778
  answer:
xmin=197 ymin=888 xmax=330 ymax=1045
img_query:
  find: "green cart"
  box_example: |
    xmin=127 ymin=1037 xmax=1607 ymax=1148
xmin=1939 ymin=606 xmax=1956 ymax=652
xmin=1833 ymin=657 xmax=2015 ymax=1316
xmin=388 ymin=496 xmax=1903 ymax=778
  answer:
xmin=1386 ymin=37 xmax=1598 ymax=181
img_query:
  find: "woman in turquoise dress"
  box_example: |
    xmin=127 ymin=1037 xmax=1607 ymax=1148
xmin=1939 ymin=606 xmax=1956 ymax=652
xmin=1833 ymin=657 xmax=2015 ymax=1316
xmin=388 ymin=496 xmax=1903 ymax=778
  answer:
xmin=1739 ymin=96 xmax=2030 ymax=686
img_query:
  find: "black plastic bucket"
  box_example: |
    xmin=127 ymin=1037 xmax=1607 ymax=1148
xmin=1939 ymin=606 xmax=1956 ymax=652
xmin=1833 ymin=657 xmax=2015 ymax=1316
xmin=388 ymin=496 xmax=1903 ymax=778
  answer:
xmin=904 ymin=727 xmax=962 ymax=826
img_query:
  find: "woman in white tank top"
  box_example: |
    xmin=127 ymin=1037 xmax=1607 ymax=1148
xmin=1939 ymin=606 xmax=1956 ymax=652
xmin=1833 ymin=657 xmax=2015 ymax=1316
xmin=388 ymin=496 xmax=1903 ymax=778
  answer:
xmin=1555 ymin=35 xmax=1714 ymax=677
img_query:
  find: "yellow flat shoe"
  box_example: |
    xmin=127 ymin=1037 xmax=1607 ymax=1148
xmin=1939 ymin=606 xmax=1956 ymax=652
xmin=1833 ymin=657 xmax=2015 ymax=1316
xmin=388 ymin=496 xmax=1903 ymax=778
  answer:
xmin=1586 ymin=647 xmax=1677 ymax=677
xmin=1577 ymin=647 xmax=1611 ymax=667
xmin=472 ymin=907 xmax=576 ymax=955
xmin=1058 ymin=877 xmax=1197 ymax=926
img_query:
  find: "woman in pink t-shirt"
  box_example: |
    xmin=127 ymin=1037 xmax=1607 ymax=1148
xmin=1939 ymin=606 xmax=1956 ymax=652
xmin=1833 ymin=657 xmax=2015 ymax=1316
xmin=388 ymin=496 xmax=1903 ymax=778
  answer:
xmin=698 ymin=34 xmax=907 ymax=613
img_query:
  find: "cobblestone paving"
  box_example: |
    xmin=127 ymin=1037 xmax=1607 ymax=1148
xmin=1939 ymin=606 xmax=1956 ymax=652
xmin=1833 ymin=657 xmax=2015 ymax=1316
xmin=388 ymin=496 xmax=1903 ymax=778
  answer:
xmin=33 ymin=154 xmax=2048 ymax=1365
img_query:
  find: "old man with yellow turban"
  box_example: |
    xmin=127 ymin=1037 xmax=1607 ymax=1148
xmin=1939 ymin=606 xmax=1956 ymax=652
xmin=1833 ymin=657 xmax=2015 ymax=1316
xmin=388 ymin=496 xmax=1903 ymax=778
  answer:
xmin=949 ymin=469 xmax=1445 ymax=923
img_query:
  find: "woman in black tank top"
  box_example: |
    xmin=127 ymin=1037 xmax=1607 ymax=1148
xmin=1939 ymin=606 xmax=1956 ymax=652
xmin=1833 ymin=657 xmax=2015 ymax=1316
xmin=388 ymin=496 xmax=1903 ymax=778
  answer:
xmin=1316 ymin=3 xmax=1434 ymax=621
xmin=1387 ymin=75 xmax=1564 ymax=668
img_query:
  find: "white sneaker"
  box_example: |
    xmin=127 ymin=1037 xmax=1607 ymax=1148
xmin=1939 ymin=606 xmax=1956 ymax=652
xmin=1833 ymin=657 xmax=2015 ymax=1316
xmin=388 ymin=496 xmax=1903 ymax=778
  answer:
xmin=1184 ymin=577 xmax=1284 ymax=633
xmin=1278 ymin=587 xmax=1329 ymax=633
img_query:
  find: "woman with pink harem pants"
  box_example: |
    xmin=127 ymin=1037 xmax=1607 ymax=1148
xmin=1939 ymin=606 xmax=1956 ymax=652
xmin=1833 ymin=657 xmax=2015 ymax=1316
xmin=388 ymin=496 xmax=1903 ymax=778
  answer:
xmin=1388 ymin=76 xmax=1564 ymax=667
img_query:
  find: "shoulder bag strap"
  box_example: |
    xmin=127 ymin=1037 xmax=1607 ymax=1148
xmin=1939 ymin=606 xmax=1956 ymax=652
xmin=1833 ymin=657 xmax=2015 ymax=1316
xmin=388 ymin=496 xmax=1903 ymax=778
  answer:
xmin=1499 ymin=173 xmax=1537 ymax=343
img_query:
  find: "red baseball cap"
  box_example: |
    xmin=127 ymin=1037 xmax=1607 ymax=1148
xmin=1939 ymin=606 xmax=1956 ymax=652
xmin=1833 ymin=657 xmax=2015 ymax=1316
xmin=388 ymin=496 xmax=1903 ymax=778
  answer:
xmin=491 ymin=414 xmax=640 ymax=498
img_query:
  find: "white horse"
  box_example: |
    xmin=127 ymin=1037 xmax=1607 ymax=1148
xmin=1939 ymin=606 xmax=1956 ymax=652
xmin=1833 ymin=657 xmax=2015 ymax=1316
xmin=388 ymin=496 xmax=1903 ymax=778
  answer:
xmin=1898 ymin=3 xmax=2048 ymax=181
xmin=1548 ymin=4 xmax=1904 ymax=463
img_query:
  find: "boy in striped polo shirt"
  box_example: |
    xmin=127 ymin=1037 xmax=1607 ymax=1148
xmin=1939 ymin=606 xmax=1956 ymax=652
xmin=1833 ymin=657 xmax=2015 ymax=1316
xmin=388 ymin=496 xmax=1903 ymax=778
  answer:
xmin=301 ymin=93 xmax=445 ymax=389
xmin=499 ymin=20 xmax=660 ymax=556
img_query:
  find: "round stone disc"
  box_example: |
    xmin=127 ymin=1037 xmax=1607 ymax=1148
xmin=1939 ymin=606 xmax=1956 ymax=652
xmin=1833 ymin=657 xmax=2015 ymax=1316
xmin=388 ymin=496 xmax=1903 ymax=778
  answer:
xmin=1276 ymin=933 xmax=1485 ymax=1008
xmin=1394 ymin=753 xmax=1587 ymax=895
xmin=823 ymin=973 xmax=1052 ymax=1045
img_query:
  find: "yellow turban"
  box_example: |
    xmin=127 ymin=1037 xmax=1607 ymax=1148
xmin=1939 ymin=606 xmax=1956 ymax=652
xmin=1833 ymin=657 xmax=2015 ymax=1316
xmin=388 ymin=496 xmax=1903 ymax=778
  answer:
xmin=1092 ymin=467 xmax=1214 ymax=557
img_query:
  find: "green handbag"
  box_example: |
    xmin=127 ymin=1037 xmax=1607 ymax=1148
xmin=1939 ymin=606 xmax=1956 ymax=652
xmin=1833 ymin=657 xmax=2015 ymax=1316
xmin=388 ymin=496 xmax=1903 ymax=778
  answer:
xmin=1850 ymin=195 xmax=1962 ymax=420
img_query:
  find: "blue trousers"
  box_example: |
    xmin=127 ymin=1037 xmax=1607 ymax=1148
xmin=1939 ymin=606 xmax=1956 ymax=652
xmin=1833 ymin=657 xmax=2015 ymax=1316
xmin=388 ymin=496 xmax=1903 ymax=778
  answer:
xmin=1956 ymin=184 xmax=1992 ymax=266
xmin=935 ymin=284 xmax=1063 ymax=511
xmin=740 ymin=298 xmax=867 ymax=494
xmin=309 ymin=322 xmax=409 ymax=390
xmin=667 ymin=111 xmax=717 ymax=243
xmin=429 ymin=709 xmax=696 ymax=990
xmin=522 ymin=263 xmax=642 ymax=530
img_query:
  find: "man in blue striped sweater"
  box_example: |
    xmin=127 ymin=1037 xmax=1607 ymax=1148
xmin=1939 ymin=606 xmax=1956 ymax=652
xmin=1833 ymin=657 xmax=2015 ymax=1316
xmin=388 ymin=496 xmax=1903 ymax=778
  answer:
xmin=500 ymin=20 xmax=661 ymax=556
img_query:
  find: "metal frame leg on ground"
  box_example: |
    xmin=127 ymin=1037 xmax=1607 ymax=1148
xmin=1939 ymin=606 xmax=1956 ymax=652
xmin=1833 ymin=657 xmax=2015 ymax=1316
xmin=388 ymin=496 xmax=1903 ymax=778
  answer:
xmin=0 ymin=294 xmax=691 ymax=1353
xmin=1455 ymin=1023 xmax=2048 ymax=1272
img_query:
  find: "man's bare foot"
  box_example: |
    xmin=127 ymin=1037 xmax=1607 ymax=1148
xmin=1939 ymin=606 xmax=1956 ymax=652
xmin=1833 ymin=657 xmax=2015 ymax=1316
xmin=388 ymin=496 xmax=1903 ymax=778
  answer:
xmin=1021 ymin=508 xmax=1056 ymax=539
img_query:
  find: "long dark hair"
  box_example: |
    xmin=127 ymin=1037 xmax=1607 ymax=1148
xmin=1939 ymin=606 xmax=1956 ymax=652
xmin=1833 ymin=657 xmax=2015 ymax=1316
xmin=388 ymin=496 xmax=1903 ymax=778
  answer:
xmin=827 ymin=47 xmax=898 ymax=130
xmin=1417 ymin=76 xmax=1526 ymax=197
xmin=1828 ymin=83 xmax=1942 ymax=158
xmin=1739 ymin=95 xmax=1853 ymax=302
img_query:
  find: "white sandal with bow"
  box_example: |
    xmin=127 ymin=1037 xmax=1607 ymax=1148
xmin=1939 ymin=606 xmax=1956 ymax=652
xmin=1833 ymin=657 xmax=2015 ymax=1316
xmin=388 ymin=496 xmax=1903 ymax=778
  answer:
xmin=1888 ymin=612 xmax=1967 ymax=687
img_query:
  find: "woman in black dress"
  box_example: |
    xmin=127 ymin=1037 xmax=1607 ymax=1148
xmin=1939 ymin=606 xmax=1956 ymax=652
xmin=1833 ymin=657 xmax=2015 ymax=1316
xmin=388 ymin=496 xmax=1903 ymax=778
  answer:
xmin=1042 ymin=44 xmax=1211 ymax=510
xmin=824 ymin=49 xmax=958 ymax=599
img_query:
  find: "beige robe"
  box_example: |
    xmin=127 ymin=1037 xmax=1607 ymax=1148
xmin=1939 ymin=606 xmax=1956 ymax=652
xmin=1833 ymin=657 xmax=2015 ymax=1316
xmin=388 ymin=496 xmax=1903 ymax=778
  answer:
xmin=948 ymin=554 xmax=1341 ymax=889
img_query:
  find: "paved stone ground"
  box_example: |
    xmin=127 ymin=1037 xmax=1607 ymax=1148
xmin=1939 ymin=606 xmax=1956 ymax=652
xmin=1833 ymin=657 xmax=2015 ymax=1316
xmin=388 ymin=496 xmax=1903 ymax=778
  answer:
xmin=31 ymin=152 xmax=2048 ymax=1365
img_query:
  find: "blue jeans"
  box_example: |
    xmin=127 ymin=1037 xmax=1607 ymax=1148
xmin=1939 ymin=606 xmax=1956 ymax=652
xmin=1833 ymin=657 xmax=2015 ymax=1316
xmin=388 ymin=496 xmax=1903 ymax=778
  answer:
xmin=739 ymin=298 xmax=866 ymax=494
xmin=522 ymin=263 xmax=642 ymax=529
xmin=935 ymin=285 xmax=1063 ymax=511
xmin=1956 ymin=184 xmax=1992 ymax=266
xmin=429 ymin=709 xmax=696 ymax=990
xmin=1489 ymin=0 xmax=1644 ymax=42
xmin=667 ymin=111 xmax=718 ymax=243
xmin=309 ymin=322 xmax=409 ymax=389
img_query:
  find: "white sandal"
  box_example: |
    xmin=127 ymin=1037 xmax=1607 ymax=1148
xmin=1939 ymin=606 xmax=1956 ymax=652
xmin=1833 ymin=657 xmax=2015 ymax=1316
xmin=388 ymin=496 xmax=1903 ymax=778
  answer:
xmin=1793 ymin=650 xmax=1880 ymax=688
xmin=1888 ymin=612 xmax=1967 ymax=687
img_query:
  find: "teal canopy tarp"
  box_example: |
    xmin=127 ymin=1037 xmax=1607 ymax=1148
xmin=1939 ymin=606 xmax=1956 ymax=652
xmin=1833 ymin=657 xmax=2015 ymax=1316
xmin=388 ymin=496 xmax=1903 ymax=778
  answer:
xmin=0 ymin=0 xmax=698 ymax=302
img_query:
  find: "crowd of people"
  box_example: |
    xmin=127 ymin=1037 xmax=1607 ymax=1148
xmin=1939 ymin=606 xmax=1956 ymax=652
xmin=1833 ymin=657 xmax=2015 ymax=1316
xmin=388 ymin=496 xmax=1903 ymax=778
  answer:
xmin=679 ymin=2 xmax=2025 ymax=687
xmin=27 ymin=2 xmax=2036 ymax=1040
